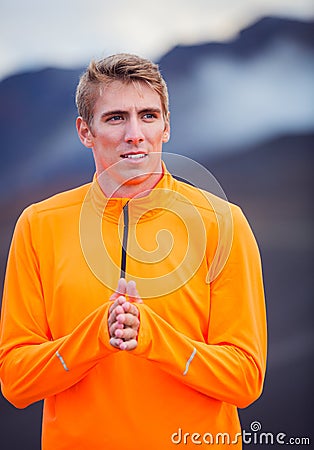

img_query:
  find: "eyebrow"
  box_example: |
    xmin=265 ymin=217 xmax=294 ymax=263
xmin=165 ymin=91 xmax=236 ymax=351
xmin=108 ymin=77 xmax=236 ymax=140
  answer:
xmin=100 ymin=107 xmax=162 ymax=119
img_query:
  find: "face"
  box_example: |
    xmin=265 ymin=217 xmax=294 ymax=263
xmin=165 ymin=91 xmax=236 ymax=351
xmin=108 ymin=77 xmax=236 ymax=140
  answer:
xmin=77 ymin=80 xmax=170 ymax=197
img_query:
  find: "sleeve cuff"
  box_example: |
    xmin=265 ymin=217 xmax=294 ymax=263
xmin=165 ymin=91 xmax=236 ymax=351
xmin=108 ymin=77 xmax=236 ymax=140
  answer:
xmin=131 ymin=303 xmax=151 ymax=355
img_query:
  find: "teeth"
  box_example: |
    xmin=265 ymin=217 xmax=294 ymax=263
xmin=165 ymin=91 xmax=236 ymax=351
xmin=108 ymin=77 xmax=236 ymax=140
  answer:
xmin=124 ymin=154 xmax=146 ymax=159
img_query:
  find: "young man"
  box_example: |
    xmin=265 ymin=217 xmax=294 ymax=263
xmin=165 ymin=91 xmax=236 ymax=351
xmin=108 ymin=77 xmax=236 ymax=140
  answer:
xmin=0 ymin=54 xmax=267 ymax=449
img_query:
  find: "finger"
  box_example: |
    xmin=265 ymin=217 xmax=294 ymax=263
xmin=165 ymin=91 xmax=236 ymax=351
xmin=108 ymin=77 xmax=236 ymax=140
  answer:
xmin=121 ymin=301 xmax=140 ymax=317
xmin=109 ymin=278 xmax=127 ymax=301
xmin=109 ymin=337 xmax=124 ymax=349
xmin=110 ymin=304 xmax=125 ymax=318
xmin=116 ymin=313 xmax=140 ymax=328
xmin=126 ymin=280 xmax=143 ymax=304
xmin=108 ymin=295 xmax=126 ymax=316
xmin=108 ymin=304 xmax=123 ymax=326
xmin=109 ymin=296 xmax=126 ymax=315
xmin=119 ymin=339 xmax=138 ymax=351
xmin=114 ymin=327 xmax=138 ymax=341
xmin=109 ymin=321 xmax=124 ymax=338
xmin=108 ymin=297 xmax=127 ymax=330
xmin=108 ymin=301 xmax=139 ymax=337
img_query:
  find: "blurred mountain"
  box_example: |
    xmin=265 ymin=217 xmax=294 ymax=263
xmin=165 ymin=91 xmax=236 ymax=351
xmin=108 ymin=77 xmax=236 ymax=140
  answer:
xmin=160 ymin=16 xmax=314 ymax=156
xmin=0 ymin=15 xmax=313 ymax=450
xmin=0 ymin=16 xmax=313 ymax=198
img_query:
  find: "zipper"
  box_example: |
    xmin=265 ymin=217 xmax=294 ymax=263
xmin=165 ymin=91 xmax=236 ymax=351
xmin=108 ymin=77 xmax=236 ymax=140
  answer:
xmin=120 ymin=202 xmax=129 ymax=279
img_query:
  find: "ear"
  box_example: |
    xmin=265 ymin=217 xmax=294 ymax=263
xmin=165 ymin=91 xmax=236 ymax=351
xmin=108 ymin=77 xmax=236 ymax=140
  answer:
xmin=76 ymin=117 xmax=94 ymax=148
xmin=162 ymin=112 xmax=170 ymax=143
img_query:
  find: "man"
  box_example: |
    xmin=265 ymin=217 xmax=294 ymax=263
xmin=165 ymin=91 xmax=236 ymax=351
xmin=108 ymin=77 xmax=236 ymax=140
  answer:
xmin=0 ymin=54 xmax=267 ymax=449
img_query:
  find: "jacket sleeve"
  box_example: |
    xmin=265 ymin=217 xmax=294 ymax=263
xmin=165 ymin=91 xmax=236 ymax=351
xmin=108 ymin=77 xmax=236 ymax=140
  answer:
xmin=127 ymin=205 xmax=267 ymax=408
xmin=0 ymin=207 xmax=112 ymax=409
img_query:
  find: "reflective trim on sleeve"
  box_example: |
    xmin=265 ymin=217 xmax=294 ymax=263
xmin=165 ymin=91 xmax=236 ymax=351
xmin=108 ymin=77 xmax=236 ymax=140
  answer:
xmin=183 ymin=347 xmax=197 ymax=376
xmin=56 ymin=351 xmax=69 ymax=372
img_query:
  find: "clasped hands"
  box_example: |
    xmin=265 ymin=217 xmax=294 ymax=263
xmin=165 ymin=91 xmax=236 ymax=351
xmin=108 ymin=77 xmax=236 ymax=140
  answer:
xmin=108 ymin=278 xmax=142 ymax=351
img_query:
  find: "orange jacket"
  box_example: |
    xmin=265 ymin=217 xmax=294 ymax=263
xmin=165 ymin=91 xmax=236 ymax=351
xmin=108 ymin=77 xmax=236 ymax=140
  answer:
xmin=0 ymin=169 xmax=267 ymax=449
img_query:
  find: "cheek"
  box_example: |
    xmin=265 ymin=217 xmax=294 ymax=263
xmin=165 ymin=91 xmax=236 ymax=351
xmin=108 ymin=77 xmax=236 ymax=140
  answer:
xmin=150 ymin=129 xmax=165 ymax=148
xmin=94 ymin=132 xmax=121 ymax=152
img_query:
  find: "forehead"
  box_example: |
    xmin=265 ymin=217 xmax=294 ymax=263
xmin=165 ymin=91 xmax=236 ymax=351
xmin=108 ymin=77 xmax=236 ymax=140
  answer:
xmin=94 ymin=80 xmax=162 ymax=112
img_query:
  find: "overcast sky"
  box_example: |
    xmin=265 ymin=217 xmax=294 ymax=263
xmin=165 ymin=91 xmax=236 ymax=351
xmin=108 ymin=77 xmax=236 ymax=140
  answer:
xmin=1 ymin=0 xmax=313 ymax=80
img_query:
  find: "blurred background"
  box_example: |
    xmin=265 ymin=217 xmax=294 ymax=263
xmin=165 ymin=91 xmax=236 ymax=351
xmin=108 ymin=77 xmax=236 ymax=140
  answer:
xmin=0 ymin=1 xmax=313 ymax=448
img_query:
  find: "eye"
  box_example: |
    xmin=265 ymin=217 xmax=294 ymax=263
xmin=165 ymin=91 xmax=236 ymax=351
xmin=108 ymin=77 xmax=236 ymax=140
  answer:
xmin=107 ymin=115 xmax=123 ymax=122
xmin=143 ymin=113 xmax=157 ymax=120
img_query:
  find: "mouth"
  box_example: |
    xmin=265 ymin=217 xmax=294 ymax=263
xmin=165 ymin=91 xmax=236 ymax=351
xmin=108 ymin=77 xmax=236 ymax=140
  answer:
xmin=120 ymin=152 xmax=147 ymax=160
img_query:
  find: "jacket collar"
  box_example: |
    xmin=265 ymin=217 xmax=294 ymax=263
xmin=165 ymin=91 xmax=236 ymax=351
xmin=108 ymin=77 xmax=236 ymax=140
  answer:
xmin=89 ymin=162 xmax=177 ymax=223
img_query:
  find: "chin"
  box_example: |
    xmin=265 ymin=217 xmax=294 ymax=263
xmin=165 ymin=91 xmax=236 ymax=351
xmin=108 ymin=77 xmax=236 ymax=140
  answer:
xmin=122 ymin=171 xmax=152 ymax=186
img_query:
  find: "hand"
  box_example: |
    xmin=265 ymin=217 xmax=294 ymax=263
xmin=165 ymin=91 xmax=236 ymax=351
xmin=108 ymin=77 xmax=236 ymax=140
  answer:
xmin=108 ymin=278 xmax=142 ymax=351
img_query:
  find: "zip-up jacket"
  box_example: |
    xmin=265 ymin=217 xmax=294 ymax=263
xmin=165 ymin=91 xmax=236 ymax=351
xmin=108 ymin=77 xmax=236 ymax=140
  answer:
xmin=0 ymin=168 xmax=267 ymax=449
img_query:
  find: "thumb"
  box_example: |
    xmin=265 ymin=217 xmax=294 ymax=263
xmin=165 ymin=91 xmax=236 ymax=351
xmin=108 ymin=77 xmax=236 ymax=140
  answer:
xmin=110 ymin=278 xmax=127 ymax=301
xmin=127 ymin=280 xmax=143 ymax=303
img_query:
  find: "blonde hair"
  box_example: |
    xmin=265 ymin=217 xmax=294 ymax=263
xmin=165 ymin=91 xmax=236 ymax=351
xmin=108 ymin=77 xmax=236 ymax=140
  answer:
xmin=75 ymin=53 xmax=169 ymax=127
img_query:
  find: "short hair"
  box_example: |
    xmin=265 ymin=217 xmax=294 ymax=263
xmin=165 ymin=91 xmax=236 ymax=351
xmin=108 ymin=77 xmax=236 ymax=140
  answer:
xmin=75 ymin=53 xmax=169 ymax=127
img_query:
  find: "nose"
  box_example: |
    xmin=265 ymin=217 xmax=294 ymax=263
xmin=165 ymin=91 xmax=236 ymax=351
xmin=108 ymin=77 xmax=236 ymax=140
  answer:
xmin=124 ymin=118 xmax=145 ymax=145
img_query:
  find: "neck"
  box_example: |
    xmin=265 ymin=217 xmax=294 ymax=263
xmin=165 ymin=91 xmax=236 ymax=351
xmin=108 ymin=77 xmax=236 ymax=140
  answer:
xmin=97 ymin=167 xmax=164 ymax=199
